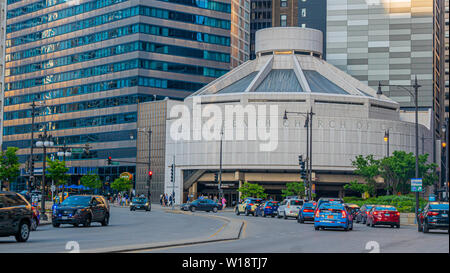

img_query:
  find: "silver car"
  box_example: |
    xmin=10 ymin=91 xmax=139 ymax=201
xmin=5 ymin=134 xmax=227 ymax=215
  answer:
xmin=277 ymin=199 xmax=304 ymax=219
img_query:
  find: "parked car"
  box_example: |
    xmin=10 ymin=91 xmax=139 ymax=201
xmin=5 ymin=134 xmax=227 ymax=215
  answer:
xmin=31 ymin=206 xmax=40 ymax=231
xmin=277 ymin=199 xmax=304 ymax=219
xmin=314 ymin=202 xmax=353 ymax=231
xmin=344 ymin=203 xmax=360 ymax=221
xmin=255 ymin=201 xmax=279 ymax=217
xmin=52 ymin=195 xmax=110 ymax=227
xmin=356 ymin=204 xmax=374 ymax=224
xmin=184 ymin=199 xmax=219 ymax=212
xmin=130 ymin=197 xmax=151 ymax=211
xmin=235 ymin=198 xmax=263 ymax=216
xmin=0 ymin=191 xmax=33 ymax=242
xmin=418 ymin=202 xmax=449 ymax=233
xmin=366 ymin=205 xmax=400 ymax=228
xmin=298 ymin=201 xmax=317 ymax=223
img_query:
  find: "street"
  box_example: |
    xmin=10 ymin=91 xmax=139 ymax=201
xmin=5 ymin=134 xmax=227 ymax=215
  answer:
xmin=0 ymin=205 xmax=447 ymax=253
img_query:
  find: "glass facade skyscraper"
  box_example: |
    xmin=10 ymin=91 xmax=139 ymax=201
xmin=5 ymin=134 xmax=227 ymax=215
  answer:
xmin=2 ymin=0 xmax=249 ymax=191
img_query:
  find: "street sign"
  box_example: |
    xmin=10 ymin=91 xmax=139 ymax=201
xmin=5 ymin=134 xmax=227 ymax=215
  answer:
xmin=71 ymin=148 xmax=84 ymax=153
xmin=411 ymin=178 xmax=423 ymax=192
xmin=51 ymin=185 xmax=56 ymax=192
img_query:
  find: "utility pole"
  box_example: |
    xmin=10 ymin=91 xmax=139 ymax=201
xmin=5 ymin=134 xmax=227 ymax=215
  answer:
xmin=308 ymin=107 xmax=314 ymax=200
xmin=29 ymin=100 xmax=38 ymax=191
xmin=218 ymin=126 xmax=224 ymax=201
xmin=147 ymin=129 xmax=152 ymax=201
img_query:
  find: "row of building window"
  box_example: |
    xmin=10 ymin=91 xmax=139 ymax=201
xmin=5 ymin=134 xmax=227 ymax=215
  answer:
xmin=4 ymin=76 xmax=204 ymax=106
xmin=4 ymin=94 xmax=155 ymax=120
xmin=7 ymin=0 xmax=230 ymax=20
xmin=6 ymin=23 xmax=230 ymax=62
xmin=6 ymin=40 xmax=230 ymax=76
xmin=7 ymin=0 xmax=127 ymax=32
xmin=5 ymin=58 xmax=227 ymax=91
xmin=3 ymin=130 xmax=137 ymax=150
xmin=3 ymin=112 xmax=137 ymax=136
xmin=6 ymin=5 xmax=230 ymax=47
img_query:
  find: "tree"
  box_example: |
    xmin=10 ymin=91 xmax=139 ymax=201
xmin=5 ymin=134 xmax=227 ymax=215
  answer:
xmin=111 ymin=177 xmax=133 ymax=193
xmin=344 ymin=180 xmax=369 ymax=197
xmin=46 ymin=158 xmax=69 ymax=201
xmin=80 ymin=173 xmax=102 ymax=193
xmin=0 ymin=147 xmax=20 ymax=191
xmin=351 ymin=155 xmax=380 ymax=197
xmin=237 ymin=182 xmax=267 ymax=199
xmin=379 ymin=151 xmax=438 ymax=195
xmin=281 ymin=182 xmax=305 ymax=198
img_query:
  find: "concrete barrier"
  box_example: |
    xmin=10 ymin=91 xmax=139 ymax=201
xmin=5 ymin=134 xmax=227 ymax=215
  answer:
xmin=400 ymin=213 xmax=416 ymax=226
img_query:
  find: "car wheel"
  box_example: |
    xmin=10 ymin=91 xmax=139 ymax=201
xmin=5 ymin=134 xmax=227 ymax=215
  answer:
xmin=396 ymin=224 xmax=400 ymax=229
xmin=101 ymin=213 xmax=109 ymax=226
xmin=271 ymin=215 xmax=275 ymax=218
xmin=15 ymin=221 xmax=30 ymax=242
xmin=73 ymin=224 xmax=79 ymax=227
xmin=190 ymin=206 xmax=196 ymax=212
xmin=423 ymin=221 xmax=429 ymax=233
xmin=31 ymin=218 xmax=38 ymax=231
xmin=213 ymin=207 xmax=218 ymax=213
xmin=277 ymin=211 xmax=281 ymax=218
xmin=350 ymin=222 xmax=353 ymax=231
xmin=418 ymin=221 xmax=423 ymax=232
xmin=284 ymin=212 xmax=288 ymax=219
xmin=84 ymin=215 xmax=92 ymax=227
xmin=52 ymin=222 xmax=60 ymax=228
xmin=370 ymin=220 xmax=375 ymax=227
xmin=315 ymin=226 xmax=319 ymax=231
xmin=262 ymin=211 xmax=266 ymax=217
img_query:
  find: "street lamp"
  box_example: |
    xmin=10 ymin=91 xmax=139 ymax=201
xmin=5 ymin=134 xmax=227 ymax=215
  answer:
xmin=138 ymin=128 xmax=152 ymax=201
xmin=442 ymin=119 xmax=449 ymax=202
xmin=378 ymin=76 xmax=421 ymax=219
xmin=283 ymin=107 xmax=315 ymax=200
xmin=384 ymin=129 xmax=390 ymax=157
xmin=35 ymin=126 xmax=54 ymax=220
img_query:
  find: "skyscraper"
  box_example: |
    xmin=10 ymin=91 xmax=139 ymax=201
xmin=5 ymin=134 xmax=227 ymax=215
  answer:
xmin=0 ymin=0 xmax=6 ymax=149
xmin=2 ymin=0 xmax=249 ymax=191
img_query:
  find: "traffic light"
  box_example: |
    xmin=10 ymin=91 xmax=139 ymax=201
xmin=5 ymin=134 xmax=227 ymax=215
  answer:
xmin=170 ymin=164 xmax=174 ymax=182
xmin=148 ymin=171 xmax=153 ymax=179
xmin=298 ymin=155 xmax=303 ymax=165
xmin=214 ymin=172 xmax=219 ymax=183
xmin=299 ymin=155 xmax=307 ymax=181
xmin=107 ymin=156 xmax=112 ymax=165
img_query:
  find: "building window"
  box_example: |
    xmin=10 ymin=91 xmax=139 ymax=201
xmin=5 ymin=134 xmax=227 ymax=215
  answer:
xmin=281 ymin=0 xmax=287 ymax=7
xmin=280 ymin=15 xmax=287 ymax=27
xmin=301 ymin=8 xmax=307 ymax=17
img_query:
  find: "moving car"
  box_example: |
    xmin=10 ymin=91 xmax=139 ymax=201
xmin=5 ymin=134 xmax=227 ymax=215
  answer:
xmin=418 ymin=202 xmax=449 ymax=233
xmin=344 ymin=203 xmax=360 ymax=221
xmin=298 ymin=201 xmax=317 ymax=223
xmin=0 ymin=191 xmax=33 ymax=242
xmin=247 ymin=199 xmax=265 ymax=216
xmin=130 ymin=197 xmax=151 ymax=211
xmin=315 ymin=198 xmax=344 ymax=212
xmin=366 ymin=205 xmax=400 ymax=228
xmin=277 ymin=199 xmax=304 ymax=219
xmin=235 ymin=198 xmax=263 ymax=216
xmin=314 ymin=202 xmax=353 ymax=231
xmin=184 ymin=199 xmax=219 ymax=213
xmin=255 ymin=201 xmax=279 ymax=217
xmin=52 ymin=195 xmax=110 ymax=227
xmin=356 ymin=204 xmax=374 ymax=224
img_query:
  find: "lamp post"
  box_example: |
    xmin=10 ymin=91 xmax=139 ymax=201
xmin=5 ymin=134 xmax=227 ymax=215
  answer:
xmin=35 ymin=126 xmax=54 ymax=220
xmin=384 ymin=129 xmax=390 ymax=157
xmin=377 ymin=76 xmax=421 ymax=219
xmin=138 ymin=128 xmax=152 ymax=201
xmin=29 ymin=100 xmax=45 ymax=191
xmin=56 ymin=140 xmax=71 ymax=202
xmin=283 ymin=107 xmax=315 ymax=200
xmin=218 ymin=127 xmax=224 ymax=201
xmin=443 ymin=119 xmax=449 ymax=202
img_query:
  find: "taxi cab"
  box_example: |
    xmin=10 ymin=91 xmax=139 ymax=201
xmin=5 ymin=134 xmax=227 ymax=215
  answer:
xmin=235 ymin=198 xmax=263 ymax=216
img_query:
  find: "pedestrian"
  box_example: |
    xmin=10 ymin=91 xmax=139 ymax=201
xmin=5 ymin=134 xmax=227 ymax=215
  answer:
xmin=222 ymin=197 xmax=226 ymax=210
xmin=165 ymin=193 xmax=168 ymax=206
xmin=160 ymin=194 xmax=163 ymax=206
xmin=169 ymin=194 xmax=173 ymax=206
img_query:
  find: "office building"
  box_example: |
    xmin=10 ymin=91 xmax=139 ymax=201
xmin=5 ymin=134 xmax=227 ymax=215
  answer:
xmin=0 ymin=0 xmax=6 ymax=149
xmin=2 ymin=0 xmax=249 ymax=191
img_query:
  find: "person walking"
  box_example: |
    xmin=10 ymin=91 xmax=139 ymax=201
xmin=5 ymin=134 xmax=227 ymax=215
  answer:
xmin=160 ymin=194 xmax=163 ymax=206
xmin=222 ymin=197 xmax=227 ymax=210
xmin=169 ymin=194 xmax=173 ymax=206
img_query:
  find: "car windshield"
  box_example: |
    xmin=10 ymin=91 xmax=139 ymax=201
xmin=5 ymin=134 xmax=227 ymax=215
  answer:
xmin=133 ymin=198 xmax=147 ymax=203
xmin=430 ymin=203 xmax=449 ymax=210
xmin=61 ymin=196 xmax=91 ymax=206
xmin=375 ymin=206 xmax=396 ymax=211
xmin=290 ymin=200 xmax=302 ymax=205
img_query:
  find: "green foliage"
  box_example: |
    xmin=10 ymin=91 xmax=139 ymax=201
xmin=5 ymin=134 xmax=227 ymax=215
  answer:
xmin=238 ymin=182 xmax=267 ymax=199
xmin=46 ymin=158 xmax=69 ymax=186
xmin=281 ymin=182 xmax=305 ymax=198
xmin=343 ymin=194 xmax=427 ymax=213
xmin=80 ymin=173 xmax=102 ymax=192
xmin=344 ymin=180 xmax=369 ymax=195
xmin=111 ymin=177 xmax=132 ymax=192
xmin=351 ymin=155 xmax=380 ymax=197
xmin=0 ymin=147 xmax=20 ymax=190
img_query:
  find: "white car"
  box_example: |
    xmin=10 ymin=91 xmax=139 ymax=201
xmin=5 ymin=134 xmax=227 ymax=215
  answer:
xmin=277 ymin=199 xmax=304 ymax=219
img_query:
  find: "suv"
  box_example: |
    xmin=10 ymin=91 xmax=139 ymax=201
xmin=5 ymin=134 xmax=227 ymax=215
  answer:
xmin=277 ymin=199 xmax=304 ymax=219
xmin=0 ymin=191 xmax=33 ymax=242
xmin=418 ymin=202 xmax=449 ymax=233
xmin=52 ymin=195 xmax=110 ymax=227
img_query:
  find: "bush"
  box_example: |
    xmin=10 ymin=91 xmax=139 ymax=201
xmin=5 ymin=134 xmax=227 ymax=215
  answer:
xmin=343 ymin=194 xmax=427 ymax=213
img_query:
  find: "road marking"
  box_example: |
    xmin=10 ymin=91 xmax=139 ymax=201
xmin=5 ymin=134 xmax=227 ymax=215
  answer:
xmin=209 ymin=222 xmax=227 ymax=238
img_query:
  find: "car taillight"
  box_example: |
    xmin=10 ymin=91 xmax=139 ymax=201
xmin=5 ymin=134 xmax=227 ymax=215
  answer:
xmin=373 ymin=211 xmax=378 ymax=215
xmin=341 ymin=210 xmax=347 ymax=218
xmin=249 ymin=203 xmax=253 ymax=206
xmin=395 ymin=212 xmax=400 ymax=216
xmin=265 ymin=206 xmax=271 ymax=209
xmin=428 ymin=212 xmax=439 ymax=216
xmin=315 ymin=211 xmax=320 ymax=218
xmin=366 ymin=211 xmax=369 ymax=215
xmin=304 ymin=209 xmax=313 ymax=212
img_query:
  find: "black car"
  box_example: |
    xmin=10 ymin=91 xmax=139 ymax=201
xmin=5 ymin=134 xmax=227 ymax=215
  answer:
xmin=52 ymin=195 xmax=110 ymax=227
xmin=418 ymin=202 xmax=449 ymax=233
xmin=0 ymin=191 xmax=33 ymax=242
xmin=184 ymin=199 xmax=219 ymax=213
xmin=344 ymin=203 xmax=360 ymax=220
xmin=356 ymin=204 xmax=374 ymax=224
xmin=130 ymin=197 xmax=151 ymax=211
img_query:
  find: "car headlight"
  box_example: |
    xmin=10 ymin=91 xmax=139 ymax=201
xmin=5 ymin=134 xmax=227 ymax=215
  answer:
xmin=145 ymin=203 xmax=149 ymax=206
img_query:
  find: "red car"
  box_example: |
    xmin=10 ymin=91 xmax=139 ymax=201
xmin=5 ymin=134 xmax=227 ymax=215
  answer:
xmin=367 ymin=205 xmax=400 ymax=228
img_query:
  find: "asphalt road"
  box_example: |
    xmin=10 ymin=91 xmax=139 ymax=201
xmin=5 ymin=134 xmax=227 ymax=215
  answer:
xmin=141 ymin=211 xmax=449 ymax=253
xmin=0 ymin=206 xmax=224 ymax=253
